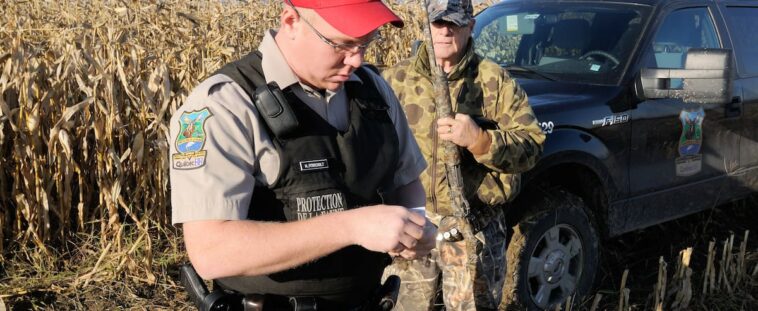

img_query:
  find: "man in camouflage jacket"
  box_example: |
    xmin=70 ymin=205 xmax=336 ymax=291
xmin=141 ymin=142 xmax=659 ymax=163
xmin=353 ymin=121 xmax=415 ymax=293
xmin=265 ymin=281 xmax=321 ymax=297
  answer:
xmin=381 ymin=0 xmax=545 ymax=309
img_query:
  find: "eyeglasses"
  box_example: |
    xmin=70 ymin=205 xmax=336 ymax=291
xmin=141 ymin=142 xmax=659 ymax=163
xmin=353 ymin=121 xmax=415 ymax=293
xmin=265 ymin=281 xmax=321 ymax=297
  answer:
xmin=288 ymin=2 xmax=383 ymax=54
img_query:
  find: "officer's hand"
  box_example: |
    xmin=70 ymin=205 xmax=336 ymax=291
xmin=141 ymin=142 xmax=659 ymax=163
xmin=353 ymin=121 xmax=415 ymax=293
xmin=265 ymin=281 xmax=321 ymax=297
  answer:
xmin=346 ymin=205 xmax=426 ymax=254
xmin=437 ymin=114 xmax=484 ymax=148
xmin=391 ymin=219 xmax=437 ymax=259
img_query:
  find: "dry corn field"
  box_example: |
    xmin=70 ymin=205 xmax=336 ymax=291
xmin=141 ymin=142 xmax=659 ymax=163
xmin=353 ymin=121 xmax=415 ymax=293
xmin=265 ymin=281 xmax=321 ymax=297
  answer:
xmin=0 ymin=0 xmax=755 ymax=310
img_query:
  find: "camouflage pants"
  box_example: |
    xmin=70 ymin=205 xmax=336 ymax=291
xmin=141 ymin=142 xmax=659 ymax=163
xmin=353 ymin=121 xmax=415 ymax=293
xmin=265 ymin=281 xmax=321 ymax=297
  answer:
xmin=383 ymin=212 xmax=507 ymax=311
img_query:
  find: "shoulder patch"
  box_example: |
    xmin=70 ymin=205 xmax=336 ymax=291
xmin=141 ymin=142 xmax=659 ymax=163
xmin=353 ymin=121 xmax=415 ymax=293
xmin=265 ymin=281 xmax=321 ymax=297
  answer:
xmin=172 ymin=108 xmax=213 ymax=170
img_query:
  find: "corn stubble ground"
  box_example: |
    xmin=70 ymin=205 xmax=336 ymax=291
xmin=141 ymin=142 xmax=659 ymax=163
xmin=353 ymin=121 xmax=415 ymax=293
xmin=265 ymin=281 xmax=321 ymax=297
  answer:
xmin=0 ymin=1 xmax=755 ymax=310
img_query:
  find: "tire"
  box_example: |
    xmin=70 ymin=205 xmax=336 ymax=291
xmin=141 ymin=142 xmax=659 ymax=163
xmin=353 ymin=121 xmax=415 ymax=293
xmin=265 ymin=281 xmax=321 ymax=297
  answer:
xmin=501 ymin=189 xmax=599 ymax=310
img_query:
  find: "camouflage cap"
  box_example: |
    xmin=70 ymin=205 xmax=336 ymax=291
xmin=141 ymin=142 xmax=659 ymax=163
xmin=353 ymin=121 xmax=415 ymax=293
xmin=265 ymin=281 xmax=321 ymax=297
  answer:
xmin=428 ymin=0 xmax=473 ymax=26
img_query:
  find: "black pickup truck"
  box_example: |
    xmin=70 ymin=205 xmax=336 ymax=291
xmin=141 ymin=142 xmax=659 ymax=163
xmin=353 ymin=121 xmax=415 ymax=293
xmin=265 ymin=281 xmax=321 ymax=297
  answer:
xmin=472 ymin=0 xmax=758 ymax=309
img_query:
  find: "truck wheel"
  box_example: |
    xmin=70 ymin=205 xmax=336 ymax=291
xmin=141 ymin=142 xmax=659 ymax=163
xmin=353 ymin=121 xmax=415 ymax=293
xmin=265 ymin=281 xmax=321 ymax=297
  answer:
xmin=501 ymin=189 xmax=599 ymax=310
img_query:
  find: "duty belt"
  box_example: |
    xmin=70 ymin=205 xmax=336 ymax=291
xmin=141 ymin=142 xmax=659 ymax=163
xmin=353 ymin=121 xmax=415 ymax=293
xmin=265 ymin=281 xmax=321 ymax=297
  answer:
xmin=179 ymin=264 xmax=400 ymax=311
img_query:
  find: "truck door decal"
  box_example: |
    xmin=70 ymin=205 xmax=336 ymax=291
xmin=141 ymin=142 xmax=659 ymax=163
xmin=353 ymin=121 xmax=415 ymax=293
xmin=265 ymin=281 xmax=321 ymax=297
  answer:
xmin=675 ymin=107 xmax=705 ymax=176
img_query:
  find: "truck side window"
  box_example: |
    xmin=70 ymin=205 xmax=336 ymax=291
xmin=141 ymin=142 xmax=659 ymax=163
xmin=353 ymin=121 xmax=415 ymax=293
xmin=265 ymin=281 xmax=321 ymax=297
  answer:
xmin=725 ymin=7 xmax=758 ymax=77
xmin=646 ymin=7 xmax=720 ymax=88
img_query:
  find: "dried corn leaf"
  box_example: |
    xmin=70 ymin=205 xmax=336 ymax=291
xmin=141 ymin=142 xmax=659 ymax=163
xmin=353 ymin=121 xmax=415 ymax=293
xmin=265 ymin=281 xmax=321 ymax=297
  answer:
xmin=47 ymin=97 xmax=92 ymax=151
xmin=131 ymin=131 xmax=144 ymax=167
xmin=58 ymin=128 xmax=72 ymax=156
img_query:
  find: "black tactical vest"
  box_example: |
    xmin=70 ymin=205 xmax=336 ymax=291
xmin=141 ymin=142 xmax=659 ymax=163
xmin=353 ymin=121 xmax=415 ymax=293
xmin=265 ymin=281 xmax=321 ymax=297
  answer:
xmin=211 ymin=52 xmax=400 ymax=307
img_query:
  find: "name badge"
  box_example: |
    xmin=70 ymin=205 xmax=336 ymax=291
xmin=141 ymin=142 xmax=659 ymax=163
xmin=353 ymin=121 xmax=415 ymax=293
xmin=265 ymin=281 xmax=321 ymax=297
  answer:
xmin=299 ymin=159 xmax=329 ymax=172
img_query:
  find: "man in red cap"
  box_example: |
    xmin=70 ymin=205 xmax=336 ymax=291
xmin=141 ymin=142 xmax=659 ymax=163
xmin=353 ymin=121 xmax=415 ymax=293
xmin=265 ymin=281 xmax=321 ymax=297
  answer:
xmin=169 ymin=0 xmax=437 ymax=309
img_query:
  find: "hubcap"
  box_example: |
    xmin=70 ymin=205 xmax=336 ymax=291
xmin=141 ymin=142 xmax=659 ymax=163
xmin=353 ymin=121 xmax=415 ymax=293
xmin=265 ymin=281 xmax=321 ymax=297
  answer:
xmin=527 ymin=224 xmax=584 ymax=309
xmin=544 ymin=249 xmax=567 ymax=283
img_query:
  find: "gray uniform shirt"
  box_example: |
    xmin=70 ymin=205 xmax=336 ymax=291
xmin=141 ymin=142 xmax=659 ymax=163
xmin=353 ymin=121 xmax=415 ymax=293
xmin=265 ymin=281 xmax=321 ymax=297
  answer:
xmin=170 ymin=30 xmax=427 ymax=224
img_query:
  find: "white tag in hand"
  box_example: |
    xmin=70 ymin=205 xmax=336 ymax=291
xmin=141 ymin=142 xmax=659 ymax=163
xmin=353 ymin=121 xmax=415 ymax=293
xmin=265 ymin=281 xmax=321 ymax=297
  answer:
xmin=409 ymin=206 xmax=426 ymax=217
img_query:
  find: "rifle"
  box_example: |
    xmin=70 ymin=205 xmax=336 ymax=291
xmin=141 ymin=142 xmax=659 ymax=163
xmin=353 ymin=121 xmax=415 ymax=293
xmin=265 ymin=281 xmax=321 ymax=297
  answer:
xmin=421 ymin=0 xmax=488 ymax=237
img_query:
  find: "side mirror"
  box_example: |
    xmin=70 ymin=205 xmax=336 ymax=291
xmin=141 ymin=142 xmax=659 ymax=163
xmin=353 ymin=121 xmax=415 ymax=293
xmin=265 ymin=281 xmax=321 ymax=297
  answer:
xmin=637 ymin=48 xmax=732 ymax=105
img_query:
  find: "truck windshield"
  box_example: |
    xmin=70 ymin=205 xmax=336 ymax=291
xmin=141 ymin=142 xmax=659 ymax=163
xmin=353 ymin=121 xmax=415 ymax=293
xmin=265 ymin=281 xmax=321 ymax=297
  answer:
xmin=473 ymin=3 xmax=651 ymax=85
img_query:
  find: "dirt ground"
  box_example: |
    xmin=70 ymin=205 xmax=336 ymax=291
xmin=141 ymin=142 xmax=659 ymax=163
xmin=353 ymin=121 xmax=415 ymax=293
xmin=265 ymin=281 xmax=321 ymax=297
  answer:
xmin=2 ymin=198 xmax=756 ymax=310
xmin=594 ymin=197 xmax=758 ymax=310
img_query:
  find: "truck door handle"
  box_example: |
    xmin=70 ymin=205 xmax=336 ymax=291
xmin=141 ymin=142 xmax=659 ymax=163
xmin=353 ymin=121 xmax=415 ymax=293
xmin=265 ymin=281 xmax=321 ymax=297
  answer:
xmin=725 ymin=96 xmax=742 ymax=118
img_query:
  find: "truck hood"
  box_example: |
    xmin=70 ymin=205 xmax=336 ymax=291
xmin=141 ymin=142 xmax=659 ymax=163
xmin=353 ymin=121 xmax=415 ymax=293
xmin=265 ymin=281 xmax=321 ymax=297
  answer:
xmin=517 ymin=79 xmax=622 ymax=109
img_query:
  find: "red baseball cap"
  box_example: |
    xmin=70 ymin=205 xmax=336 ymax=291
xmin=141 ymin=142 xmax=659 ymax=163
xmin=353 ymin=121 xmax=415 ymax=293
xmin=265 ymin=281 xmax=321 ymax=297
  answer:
xmin=288 ymin=0 xmax=404 ymax=38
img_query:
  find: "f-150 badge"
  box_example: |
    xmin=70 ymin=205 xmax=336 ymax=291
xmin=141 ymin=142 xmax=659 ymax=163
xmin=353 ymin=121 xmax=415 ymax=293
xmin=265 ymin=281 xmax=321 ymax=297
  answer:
xmin=592 ymin=114 xmax=629 ymax=127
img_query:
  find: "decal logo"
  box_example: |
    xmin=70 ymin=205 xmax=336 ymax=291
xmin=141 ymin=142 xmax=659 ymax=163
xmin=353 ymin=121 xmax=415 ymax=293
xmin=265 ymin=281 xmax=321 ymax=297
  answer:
xmin=592 ymin=114 xmax=629 ymax=127
xmin=675 ymin=155 xmax=702 ymax=177
xmin=299 ymin=159 xmax=329 ymax=172
xmin=172 ymin=108 xmax=213 ymax=170
xmin=676 ymin=107 xmax=705 ymax=176
xmin=678 ymin=108 xmax=704 ymax=156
